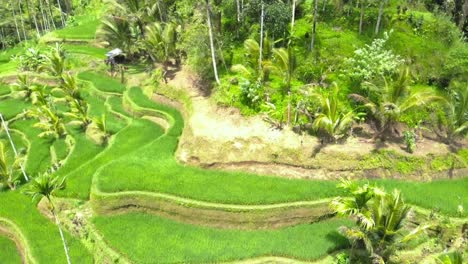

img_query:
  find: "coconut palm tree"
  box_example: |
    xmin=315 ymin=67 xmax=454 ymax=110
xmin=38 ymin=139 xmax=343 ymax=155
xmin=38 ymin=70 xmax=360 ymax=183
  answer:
xmin=349 ymin=68 xmax=442 ymax=138
xmin=0 ymin=142 xmax=22 ymax=190
xmin=310 ymin=85 xmax=356 ymax=142
xmin=24 ymin=173 xmax=71 ymax=264
xmin=442 ymin=84 xmax=468 ymax=142
xmin=206 ymin=0 xmax=220 ymax=84
xmin=143 ymin=22 xmax=179 ymax=66
xmin=331 ymin=180 xmax=430 ymax=263
xmin=231 ymin=36 xmax=274 ymax=81
xmin=97 ymin=15 xmax=134 ymax=54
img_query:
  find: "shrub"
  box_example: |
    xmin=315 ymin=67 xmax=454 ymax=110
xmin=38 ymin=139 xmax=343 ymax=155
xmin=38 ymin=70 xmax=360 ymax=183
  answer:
xmin=403 ymin=130 xmax=416 ymax=154
xmin=344 ymin=31 xmax=404 ymax=82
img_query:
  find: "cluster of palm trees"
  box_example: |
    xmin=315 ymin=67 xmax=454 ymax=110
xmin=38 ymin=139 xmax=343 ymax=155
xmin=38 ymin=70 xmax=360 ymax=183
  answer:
xmin=0 ymin=0 xmax=73 ymax=48
xmin=330 ymin=179 xmax=431 ymax=263
xmin=96 ymin=0 xmax=180 ymax=68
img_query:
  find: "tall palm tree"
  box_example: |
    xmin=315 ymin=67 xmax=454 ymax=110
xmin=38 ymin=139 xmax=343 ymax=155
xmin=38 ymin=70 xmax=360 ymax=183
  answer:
xmin=206 ymin=0 xmax=220 ymax=84
xmin=25 ymin=173 xmax=71 ymax=264
xmin=349 ymin=68 xmax=441 ymax=138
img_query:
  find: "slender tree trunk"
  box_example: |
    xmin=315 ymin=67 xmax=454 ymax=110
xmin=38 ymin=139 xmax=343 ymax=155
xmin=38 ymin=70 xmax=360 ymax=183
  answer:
xmin=11 ymin=3 xmax=22 ymax=42
xmin=51 ymin=206 xmax=72 ymax=264
xmin=236 ymin=0 xmax=241 ymax=22
xmin=39 ymin=0 xmax=50 ymax=32
xmin=45 ymin=0 xmax=57 ymax=30
xmin=206 ymin=0 xmax=220 ymax=85
xmin=359 ymin=0 xmax=365 ymax=34
xmin=56 ymin=0 xmax=66 ymax=27
xmin=18 ymin=0 xmax=28 ymax=41
xmin=291 ymin=0 xmax=296 ymax=33
xmin=26 ymin=0 xmax=41 ymax=36
xmin=310 ymin=0 xmax=319 ymax=50
xmin=259 ymin=2 xmax=265 ymax=74
xmin=375 ymin=0 xmax=386 ymax=34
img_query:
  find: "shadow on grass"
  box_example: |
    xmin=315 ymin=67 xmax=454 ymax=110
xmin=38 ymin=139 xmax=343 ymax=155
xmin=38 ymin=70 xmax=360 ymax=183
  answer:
xmin=325 ymin=230 xmax=350 ymax=253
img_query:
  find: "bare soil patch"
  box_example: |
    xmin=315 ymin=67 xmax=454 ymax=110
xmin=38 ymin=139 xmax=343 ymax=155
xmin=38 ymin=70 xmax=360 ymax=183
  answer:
xmin=151 ymin=68 xmax=466 ymax=180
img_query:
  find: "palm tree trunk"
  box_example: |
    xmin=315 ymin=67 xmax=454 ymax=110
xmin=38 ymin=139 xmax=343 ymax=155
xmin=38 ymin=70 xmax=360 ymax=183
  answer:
xmin=291 ymin=0 xmax=296 ymax=33
xmin=25 ymin=0 xmax=41 ymax=36
xmin=259 ymin=2 xmax=265 ymax=74
xmin=206 ymin=0 xmax=220 ymax=85
xmin=18 ymin=0 xmax=28 ymax=41
xmin=11 ymin=2 xmax=22 ymax=42
xmin=375 ymin=0 xmax=386 ymax=35
xmin=51 ymin=207 xmax=72 ymax=264
xmin=45 ymin=0 xmax=57 ymax=30
xmin=55 ymin=0 xmax=66 ymax=27
xmin=39 ymin=0 xmax=50 ymax=32
xmin=359 ymin=0 xmax=365 ymax=34
xmin=236 ymin=0 xmax=241 ymax=22
xmin=310 ymin=0 xmax=319 ymax=50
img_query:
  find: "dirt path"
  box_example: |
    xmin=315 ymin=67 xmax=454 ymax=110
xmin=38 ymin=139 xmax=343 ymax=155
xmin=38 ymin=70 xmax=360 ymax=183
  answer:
xmin=157 ymin=67 xmax=464 ymax=180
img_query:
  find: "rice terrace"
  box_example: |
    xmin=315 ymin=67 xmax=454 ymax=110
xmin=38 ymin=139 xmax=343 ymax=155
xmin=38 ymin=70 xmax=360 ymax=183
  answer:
xmin=0 ymin=0 xmax=467 ymax=263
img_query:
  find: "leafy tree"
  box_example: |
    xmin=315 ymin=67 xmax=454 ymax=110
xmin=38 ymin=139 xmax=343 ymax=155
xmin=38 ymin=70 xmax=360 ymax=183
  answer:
xmin=24 ymin=173 xmax=71 ymax=264
xmin=344 ymin=32 xmax=404 ymax=82
xmin=331 ymin=179 xmax=430 ymax=263
xmin=97 ymin=15 xmax=135 ymax=55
